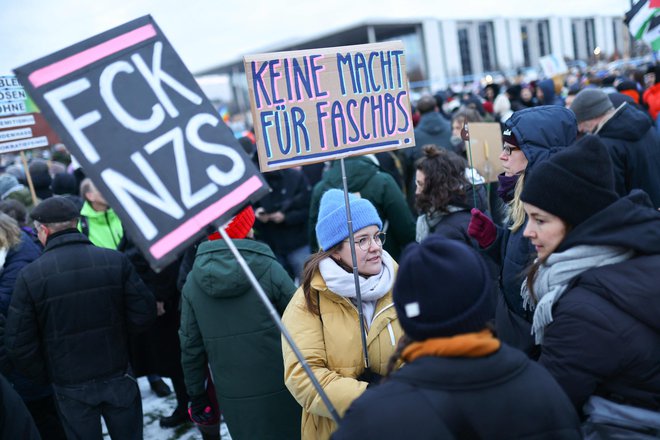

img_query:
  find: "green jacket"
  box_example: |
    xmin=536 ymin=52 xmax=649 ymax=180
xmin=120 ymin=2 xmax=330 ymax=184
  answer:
xmin=309 ymin=156 xmax=416 ymax=260
xmin=179 ymin=238 xmax=300 ymax=440
xmin=78 ymin=202 xmax=123 ymax=250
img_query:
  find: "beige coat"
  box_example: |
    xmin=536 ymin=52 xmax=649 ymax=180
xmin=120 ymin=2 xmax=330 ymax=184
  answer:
xmin=282 ymin=268 xmax=402 ymax=440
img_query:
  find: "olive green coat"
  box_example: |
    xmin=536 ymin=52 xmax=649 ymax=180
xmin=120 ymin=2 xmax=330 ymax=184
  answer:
xmin=180 ymin=239 xmax=300 ymax=440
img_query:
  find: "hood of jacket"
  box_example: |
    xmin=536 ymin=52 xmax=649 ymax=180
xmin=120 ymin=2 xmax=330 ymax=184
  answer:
xmin=537 ymin=79 xmax=556 ymax=104
xmin=598 ymin=103 xmax=652 ymax=142
xmin=324 ymin=156 xmax=379 ymax=193
xmin=191 ymin=238 xmax=278 ymax=299
xmin=416 ymin=111 xmax=451 ymax=136
xmin=558 ymin=190 xmax=660 ymax=254
xmin=505 ymin=105 xmax=577 ymax=172
xmin=80 ymin=200 xmax=116 ymax=220
xmin=559 ymin=190 xmax=660 ymax=332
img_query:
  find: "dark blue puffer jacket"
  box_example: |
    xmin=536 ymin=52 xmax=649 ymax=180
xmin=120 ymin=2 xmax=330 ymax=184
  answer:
xmin=485 ymin=106 xmax=577 ymax=356
xmin=0 ymin=232 xmax=41 ymax=315
xmin=540 ymin=190 xmax=660 ymax=411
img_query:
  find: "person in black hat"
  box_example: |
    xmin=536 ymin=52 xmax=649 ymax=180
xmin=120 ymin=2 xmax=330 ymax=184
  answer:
xmin=520 ymin=135 xmax=660 ymax=436
xmin=332 ymin=235 xmax=581 ymax=440
xmin=5 ymin=196 xmax=156 ymax=440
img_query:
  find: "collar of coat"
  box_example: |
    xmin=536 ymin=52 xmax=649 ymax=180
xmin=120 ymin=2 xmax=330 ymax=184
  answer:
xmin=310 ymin=264 xmax=399 ymax=341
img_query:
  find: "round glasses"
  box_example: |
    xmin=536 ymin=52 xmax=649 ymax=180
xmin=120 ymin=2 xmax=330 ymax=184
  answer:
xmin=502 ymin=144 xmax=521 ymax=156
xmin=346 ymin=232 xmax=387 ymax=251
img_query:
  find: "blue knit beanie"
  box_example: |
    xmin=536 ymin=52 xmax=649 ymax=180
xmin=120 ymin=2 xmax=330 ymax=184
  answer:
xmin=315 ymin=189 xmax=382 ymax=251
xmin=394 ymin=235 xmax=494 ymax=341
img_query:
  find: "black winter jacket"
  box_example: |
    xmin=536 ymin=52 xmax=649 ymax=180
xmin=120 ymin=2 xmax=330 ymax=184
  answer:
xmin=484 ymin=106 xmax=576 ymax=356
xmin=539 ymin=191 xmax=660 ymax=411
xmin=5 ymin=229 xmax=155 ymax=386
xmin=333 ymin=344 xmax=582 ymax=440
xmin=597 ymin=103 xmax=660 ymax=208
xmin=254 ymin=168 xmax=311 ymax=255
xmin=0 ymin=373 xmax=41 ymax=440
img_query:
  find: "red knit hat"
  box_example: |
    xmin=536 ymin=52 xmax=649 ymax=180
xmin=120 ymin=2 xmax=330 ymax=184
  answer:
xmin=207 ymin=206 xmax=255 ymax=241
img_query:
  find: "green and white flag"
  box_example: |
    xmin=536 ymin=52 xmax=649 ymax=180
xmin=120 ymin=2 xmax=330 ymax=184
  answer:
xmin=625 ymin=0 xmax=660 ymax=41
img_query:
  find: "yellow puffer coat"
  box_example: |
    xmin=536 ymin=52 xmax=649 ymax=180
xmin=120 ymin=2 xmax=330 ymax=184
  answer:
xmin=282 ymin=267 xmax=402 ymax=440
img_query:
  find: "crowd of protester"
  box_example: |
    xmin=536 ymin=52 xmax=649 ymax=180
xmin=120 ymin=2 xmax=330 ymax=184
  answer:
xmin=1 ymin=58 xmax=660 ymax=439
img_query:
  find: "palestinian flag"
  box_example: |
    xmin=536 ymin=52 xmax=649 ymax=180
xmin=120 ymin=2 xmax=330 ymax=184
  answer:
xmin=625 ymin=0 xmax=660 ymax=50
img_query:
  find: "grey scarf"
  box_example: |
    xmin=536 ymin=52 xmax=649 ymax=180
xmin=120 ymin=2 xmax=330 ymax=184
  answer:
xmin=521 ymin=245 xmax=633 ymax=344
xmin=416 ymin=206 xmax=465 ymax=242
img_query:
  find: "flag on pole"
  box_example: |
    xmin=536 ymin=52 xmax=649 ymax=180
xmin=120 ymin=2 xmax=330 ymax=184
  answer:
xmin=625 ymin=0 xmax=660 ymax=50
xmin=643 ymin=14 xmax=660 ymax=50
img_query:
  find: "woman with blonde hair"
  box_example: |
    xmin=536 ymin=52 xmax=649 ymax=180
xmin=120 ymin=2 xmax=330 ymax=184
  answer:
xmin=467 ymin=106 xmax=576 ymax=357
xmin=282 ymin=189 xmax=402 ymax=439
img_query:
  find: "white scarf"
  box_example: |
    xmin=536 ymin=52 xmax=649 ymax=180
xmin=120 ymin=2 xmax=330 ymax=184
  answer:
xmin=521 ymin=245 xmax=633 ymax=345
xmin=319 ymin=250 xmax=395 ymax=329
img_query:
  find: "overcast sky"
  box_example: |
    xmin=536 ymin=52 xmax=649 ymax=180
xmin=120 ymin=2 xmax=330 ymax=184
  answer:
xmin=2 ymin=0 xmax=630 ymax=76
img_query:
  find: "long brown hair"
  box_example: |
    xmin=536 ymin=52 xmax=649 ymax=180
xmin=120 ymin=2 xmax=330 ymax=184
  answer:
xmin=415 ymin=146 xmax=469 ymax=214
xmin=385 ymin=335 xmax=413 ymax=377
xmin=301 ymin=244 xmax=343 ymax=315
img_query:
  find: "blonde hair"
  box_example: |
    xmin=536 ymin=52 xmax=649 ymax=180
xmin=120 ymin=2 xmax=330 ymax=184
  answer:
xmin=506 ymin=171 xmax=527 ymax=233
xmin=0 ymin=212 xmax=22 ymax=250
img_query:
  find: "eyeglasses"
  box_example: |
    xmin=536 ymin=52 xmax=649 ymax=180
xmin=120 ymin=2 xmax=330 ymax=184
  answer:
xmin=502 ymin=144 xmax=521 ymax=156
xmin=345 ymin=232 xmax=386 ymax=251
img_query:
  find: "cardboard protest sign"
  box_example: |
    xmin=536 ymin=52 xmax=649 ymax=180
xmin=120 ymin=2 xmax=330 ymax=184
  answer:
xmin=465 ymin=122 xmax=503 ymax=183
xmin=244 ymin=41 xmax=415 ymax=172
xmin=14 ymin=15 xmax=268 ymax=270
xmin=0 ymin=75 xmax=61 ymax=153
xmin=539 ymin=54 xmax=568 ymax=78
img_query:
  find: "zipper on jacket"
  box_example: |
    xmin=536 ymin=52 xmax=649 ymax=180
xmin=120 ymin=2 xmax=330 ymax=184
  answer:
xmin=387 ymin=322 xmax=396 ymax=346
xmin=105 ymin=211 xmax=119 ymax=248
xmin=372 ymin=303 xmax=395 ymax=323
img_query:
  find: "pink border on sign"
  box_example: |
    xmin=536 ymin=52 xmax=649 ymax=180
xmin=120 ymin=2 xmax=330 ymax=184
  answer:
xmin=28 ymin=24 xmax=157 ymax=88
xmin=149 ymin=175 xmax=264 ymax=259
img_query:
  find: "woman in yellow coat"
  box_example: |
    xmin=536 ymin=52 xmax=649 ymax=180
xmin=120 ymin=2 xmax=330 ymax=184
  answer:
xmin=282 ymin=189 xmax=402 ymax=439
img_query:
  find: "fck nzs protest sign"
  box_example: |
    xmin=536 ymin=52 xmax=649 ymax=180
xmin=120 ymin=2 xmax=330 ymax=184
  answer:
xmin=14 ymin=15 xmax=268 ymax=270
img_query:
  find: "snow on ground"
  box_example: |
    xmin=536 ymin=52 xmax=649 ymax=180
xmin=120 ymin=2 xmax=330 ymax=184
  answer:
xmin=102 ymin=377 xmax=232 ymax=440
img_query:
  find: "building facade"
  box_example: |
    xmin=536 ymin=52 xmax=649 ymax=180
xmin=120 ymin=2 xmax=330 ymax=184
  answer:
xmin=199 ymin=15 xmax=628 ymax=115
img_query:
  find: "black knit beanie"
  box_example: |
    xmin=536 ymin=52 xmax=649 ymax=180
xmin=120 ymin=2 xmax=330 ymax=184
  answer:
xmin=393 ymin=235 xmax=493 ymax=341
xmin=520 ymin=135 xmax=619 ymax=227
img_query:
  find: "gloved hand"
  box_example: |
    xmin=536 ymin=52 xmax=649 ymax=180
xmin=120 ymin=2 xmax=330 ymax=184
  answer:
xmin=468 ymin=208 xmax=496 ymax=248
xmin=356 ymin=369 xmax=383 ymax=388
xmin=188 ymin=393 xmax=216 ymax=426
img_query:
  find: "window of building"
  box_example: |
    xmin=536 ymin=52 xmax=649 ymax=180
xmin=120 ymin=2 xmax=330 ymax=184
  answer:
xmin=612 ymin=19 xmax=619 ymax=55
xmin=479 ymin=22 xmax=498 ymax=71
xmin=521 ymin=25 xmax=531 ymax=66
xmin=585 ymin=18 xmax=596 ymax=57
xmin=572 ymin=21 xmax=580 ymax=60
xmin=537 ymin=20 xmax=552 ymax=56
xmin=458 ymin=27 xmax=473 ymax=75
